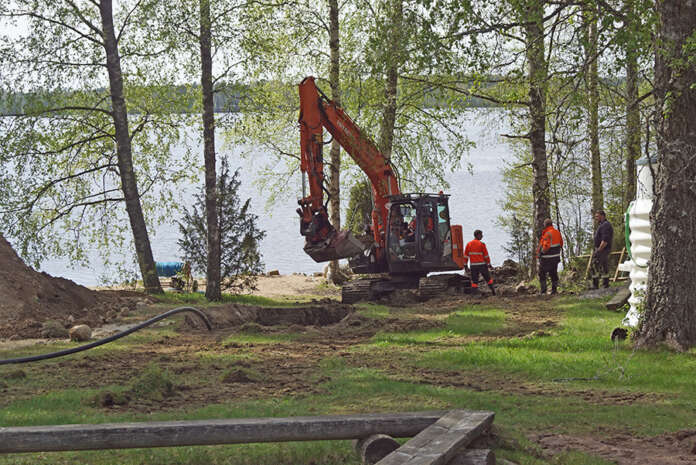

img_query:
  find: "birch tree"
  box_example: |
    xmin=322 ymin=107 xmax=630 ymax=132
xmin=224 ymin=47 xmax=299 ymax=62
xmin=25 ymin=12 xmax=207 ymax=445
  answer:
xmin=0 ymin=0 xmax=193 ymax=291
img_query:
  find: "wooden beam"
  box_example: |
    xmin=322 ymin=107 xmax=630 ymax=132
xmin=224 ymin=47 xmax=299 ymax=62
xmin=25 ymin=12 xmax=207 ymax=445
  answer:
xmin=0 ymin=412 xmax=444 ymax=454
xmin=448 ymin=449 xmax=495 ymax=465
xmin=376 ymin=410 xmax=495 ymax=465
xmin=612 ymin=247 xmax=626 ymax=282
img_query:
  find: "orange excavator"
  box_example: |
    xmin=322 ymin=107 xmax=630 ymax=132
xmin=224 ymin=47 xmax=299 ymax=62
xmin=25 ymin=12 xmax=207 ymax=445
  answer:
xmin=296 ymin=76 xmax=472 ymax=302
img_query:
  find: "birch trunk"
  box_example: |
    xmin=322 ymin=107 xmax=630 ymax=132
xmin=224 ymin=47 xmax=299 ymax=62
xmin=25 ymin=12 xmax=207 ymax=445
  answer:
xmin=525 ymin=0 xmax=551 ymax=254
xmin=378 ymin=0 xmax=402 ymax=159
xmin=584 ymin=2 xmax=603 ymax=214
xmin=327 ymin=0 xmax=342 ymax=283
xmin=199 ymin=0 xmax=221 ymax=300
xmin=99 ymin=0 xmax=162 ymax=293
xmin=624 ymin=0 xmax=640 ymax=208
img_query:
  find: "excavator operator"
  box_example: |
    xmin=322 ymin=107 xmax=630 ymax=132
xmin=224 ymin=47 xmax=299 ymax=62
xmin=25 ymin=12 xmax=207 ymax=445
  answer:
xmin=464 ymin=230 xmax=495 ymax=295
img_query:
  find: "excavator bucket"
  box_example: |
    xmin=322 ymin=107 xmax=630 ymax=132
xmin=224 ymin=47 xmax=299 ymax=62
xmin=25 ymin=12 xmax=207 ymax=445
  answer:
xmin=304 ymin=229 xmax=367 ymax=263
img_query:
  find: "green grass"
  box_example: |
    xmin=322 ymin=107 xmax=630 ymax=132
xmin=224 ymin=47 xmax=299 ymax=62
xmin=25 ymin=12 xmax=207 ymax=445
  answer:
xmin=417 ymin=299 xmax=696 ymax=394
xmin=371 ymin=305 xmax=506 ymax=344
xmin=222 ymin=333 xmax=300 ymax=345
xmin=154 ymin=292 xmax=324 ymax=307
xmin=2 ymin=295 xmax=696 ymax=464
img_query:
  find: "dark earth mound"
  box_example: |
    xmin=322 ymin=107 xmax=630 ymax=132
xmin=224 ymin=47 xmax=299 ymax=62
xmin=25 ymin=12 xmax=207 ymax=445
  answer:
xmin=0 ymin=236 xmax=152 ymax=339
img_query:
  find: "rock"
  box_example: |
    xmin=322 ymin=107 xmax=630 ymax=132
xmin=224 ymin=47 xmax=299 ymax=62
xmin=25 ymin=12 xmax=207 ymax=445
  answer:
xmin=606 ymin=286 xmax=631 ymax=311
xmin=69 ymin=324 xmax=92 ymax=342
xmin=515 ymin=281 xmax=528 ymax=294
xmin=40 ymin=320 xmax=69 ymax=339
xmin=267 ymin=269 xmax=280 ymax=276
xmin=67 ymin=314 xmax=75 ymax=324
xmin=135 ymin=300 xmax=148 ymax=309
xmin=313 ymin=272 xmax=323 ymax=277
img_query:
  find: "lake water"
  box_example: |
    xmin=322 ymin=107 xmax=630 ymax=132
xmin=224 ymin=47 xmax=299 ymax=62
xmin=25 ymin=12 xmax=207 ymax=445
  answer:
xmin=40 ymin=109 xmax=515 ymax=286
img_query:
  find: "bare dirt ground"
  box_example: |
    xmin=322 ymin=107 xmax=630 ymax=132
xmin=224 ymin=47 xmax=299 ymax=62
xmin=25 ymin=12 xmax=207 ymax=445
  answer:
xmin=1 ymin=238 xmax=692 ymax=464
xmin=0 ymin=237 xmax=155 ymax=339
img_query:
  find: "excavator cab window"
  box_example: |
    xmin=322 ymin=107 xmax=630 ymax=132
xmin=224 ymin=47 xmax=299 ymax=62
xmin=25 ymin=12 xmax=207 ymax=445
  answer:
xmin=419 ymin=202 xmax=439 ymax=261
xmin=437 ymin=201 xmax=452 ymax=259
xmin=388 ymin=203 xmax=417 ymax=261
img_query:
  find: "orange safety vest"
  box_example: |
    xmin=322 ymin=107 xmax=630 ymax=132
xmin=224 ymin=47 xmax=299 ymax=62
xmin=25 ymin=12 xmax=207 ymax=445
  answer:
xmin=464 ymin=239 xmax=490 ymax=266
xmin=538 ymin=226 xmax=563 ymax=259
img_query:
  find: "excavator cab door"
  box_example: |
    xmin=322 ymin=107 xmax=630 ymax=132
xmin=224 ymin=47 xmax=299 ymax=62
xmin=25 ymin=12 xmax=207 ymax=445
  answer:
xmin=417 ymin=200 xmax=440 ymax=266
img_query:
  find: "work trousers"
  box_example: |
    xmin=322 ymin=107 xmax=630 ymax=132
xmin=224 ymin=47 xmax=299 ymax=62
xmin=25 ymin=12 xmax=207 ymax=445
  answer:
xmin=539 ymin=257 xmax=559 ymax=293
xmin=592 ymin=250 xmax=610 ymax=288
xmin=470 ymin=264 xmax=492 ymax=288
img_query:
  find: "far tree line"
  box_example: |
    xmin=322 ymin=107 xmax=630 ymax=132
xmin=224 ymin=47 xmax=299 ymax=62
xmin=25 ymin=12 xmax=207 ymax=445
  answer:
xmin=0 ymin=0 xmax=694 ymax=349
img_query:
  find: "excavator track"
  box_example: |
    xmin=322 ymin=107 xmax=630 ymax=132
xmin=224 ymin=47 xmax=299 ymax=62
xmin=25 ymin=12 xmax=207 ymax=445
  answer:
xmin=341 ymin=279 xmax=375 ymax=304
xmin=418 ymin=277 xmax=449 ymax=300
xmin=418 ymin=274 xmax=472 ymax=300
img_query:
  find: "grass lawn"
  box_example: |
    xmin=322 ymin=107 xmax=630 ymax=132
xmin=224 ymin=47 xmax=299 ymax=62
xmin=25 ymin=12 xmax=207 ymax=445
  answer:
xmin=1 ymin=293 xmax=694 ymax=464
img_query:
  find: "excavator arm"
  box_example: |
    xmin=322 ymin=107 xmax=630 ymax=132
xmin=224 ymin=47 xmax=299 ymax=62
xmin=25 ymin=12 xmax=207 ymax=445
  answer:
xmin=297 ymin=76 xmax=399 ymax=262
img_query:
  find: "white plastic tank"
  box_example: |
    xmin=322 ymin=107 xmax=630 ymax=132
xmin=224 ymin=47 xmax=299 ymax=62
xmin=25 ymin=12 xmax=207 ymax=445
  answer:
xmin=618 ymin=157 xmax=656 ymax=327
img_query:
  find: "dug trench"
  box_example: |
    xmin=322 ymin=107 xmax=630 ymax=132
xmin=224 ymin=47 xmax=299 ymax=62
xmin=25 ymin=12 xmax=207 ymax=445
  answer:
xmin=0 ymin=261 xmax=691 ymax=463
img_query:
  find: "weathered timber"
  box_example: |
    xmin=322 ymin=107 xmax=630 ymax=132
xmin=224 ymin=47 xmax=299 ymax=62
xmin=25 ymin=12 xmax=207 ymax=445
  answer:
xmin=606 ymin=287 xmax=631 ymax=311
xmin=354 ymin=434 xmax=400 ymax=464
xmin=447 ymin=448 xmax=495 ymax=465
xmin=0 ymin=412 xmax=443 ymax=454
xmin=376 ymin=410 xmax=495 ymax=465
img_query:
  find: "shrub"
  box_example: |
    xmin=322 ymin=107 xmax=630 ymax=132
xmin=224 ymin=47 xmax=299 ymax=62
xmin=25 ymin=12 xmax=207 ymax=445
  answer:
xmin=178 ymin=158 xmax=266 ymax=293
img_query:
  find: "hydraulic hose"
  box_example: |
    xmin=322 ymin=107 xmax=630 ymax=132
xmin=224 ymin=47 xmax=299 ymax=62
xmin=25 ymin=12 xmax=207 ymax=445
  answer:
xmin=0 ymin=306 xmax=212 ymax=366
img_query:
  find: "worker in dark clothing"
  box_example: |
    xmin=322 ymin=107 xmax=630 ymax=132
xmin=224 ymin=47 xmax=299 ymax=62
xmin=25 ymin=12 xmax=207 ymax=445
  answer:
xmin=537 ymin=218 xmax=563 ymax=295
xmin=464 ymin=230 xmax=495 ymax=295
xmin=592 ymin=210 xmax=614 ymax=289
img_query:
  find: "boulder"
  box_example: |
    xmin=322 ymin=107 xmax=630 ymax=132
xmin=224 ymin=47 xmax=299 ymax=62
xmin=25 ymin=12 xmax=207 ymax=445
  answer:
xmin=69 ymin=324 xmax=92 ymax=342
xmin=515 ymin=281 xmax=529 ymax=294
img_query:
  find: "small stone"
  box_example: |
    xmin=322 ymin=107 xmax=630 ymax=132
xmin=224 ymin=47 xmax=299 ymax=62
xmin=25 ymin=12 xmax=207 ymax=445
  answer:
xmin=69 ymin=324 xmax=92 ymax=342
xmin=135 ymin=300 xmax=148 ymax=309
xmin=67 ymin=315 xmax=75 ymax=324
xmin=267 ymin=270 xmax=280 ymax=276
xmin=515 ymin=281 xmax=528 ymax=294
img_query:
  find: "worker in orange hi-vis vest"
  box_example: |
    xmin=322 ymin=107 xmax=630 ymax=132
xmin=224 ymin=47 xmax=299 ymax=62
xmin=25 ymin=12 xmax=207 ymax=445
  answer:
xmin=463 ymin=229 xmax=495 ymax=295
xmin=537 ymin=218 xmax=563 ymax=295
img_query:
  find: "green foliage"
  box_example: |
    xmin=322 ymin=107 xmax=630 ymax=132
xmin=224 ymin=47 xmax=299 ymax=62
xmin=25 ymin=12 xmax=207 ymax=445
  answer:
xmin=344 ymin=179 xmax=373 ymax=234
xmin=0 ymin=0 xmax=196 ymax=274
xmin=502 ymin=215 xmax=533 ymax=273
xmin=177 ymin=158 xmax=266 ymax=293
xmin=129 ymin=364 xmax=176 ymax=401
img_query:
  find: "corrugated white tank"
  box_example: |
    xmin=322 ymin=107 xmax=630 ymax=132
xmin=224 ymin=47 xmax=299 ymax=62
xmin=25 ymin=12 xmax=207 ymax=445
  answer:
xmin=618 ymin=157 xmax=656 ymax=327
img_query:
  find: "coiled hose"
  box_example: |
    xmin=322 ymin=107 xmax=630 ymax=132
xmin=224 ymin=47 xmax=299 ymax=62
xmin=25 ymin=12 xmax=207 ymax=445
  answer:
xmin=0 ymin=306 xmax=211 ymax=366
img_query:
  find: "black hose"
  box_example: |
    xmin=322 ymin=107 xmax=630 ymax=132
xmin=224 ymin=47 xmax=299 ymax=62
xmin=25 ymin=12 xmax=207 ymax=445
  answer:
xmin=0 ymin=306 xmax=212 ymax=366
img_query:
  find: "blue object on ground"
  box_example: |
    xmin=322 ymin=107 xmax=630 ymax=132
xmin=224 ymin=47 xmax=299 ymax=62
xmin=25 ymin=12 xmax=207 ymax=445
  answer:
xmin=156 ymin=261 xmax=184 ymax=277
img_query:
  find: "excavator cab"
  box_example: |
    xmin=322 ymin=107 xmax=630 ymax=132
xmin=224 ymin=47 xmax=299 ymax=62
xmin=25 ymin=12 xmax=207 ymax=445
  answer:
xmin=385 ymin=194 xmax=460 ymax=275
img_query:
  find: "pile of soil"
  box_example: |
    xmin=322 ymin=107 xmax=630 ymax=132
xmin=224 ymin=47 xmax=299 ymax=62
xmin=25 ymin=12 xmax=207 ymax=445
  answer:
xmin=0 ymin=236 xmax=150 ymax=339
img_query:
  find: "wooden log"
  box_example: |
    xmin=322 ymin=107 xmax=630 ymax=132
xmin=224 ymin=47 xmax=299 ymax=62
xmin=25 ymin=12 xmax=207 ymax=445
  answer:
xmin=376 ymin=410 xmax=495 ymax=465
xmin=447 ymin=448 xmax=495 ymax=465
xmin=0 ymin=411 xmax=444 ymax=454
xmin=354 ymin=434 xmax=400 ymax=464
